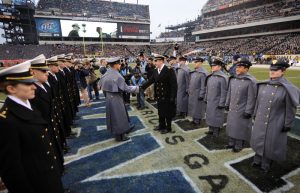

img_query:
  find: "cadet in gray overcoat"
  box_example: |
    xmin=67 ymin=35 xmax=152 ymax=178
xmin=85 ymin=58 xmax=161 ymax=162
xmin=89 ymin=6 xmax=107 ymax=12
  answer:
xmin=205 ymin=57 xmax=229 ymax=136
xmin=225 ymin=58 xmax=257 ymax=152
xmin=188 ymin=57 xmax=208 ymax=125
xmin=176 ymin=56 xmax=190 ymax=118
xmin=99 ymin=57 xmax=139 ymax=142
xmin=251 ymin=60 xmax=300 ymax=172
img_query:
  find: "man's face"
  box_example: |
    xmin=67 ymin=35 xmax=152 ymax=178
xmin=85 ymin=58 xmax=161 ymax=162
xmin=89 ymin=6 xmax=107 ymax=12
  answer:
xmin=211 ymin=65 xmax=222 ymax=72
xmin=49 ymin=65 xmax=59 ymax=73
xmin=193 ymin=61 xmax=202 ymax=69
xmin=6 ymin=83 xmax=37 ymax=100
xmin=58 ymin=61 xmax=65 ymax=68
xmin=32 ymin=69 xmax=49 ymax=83
xmin=155 ymin=59 xmax=164 ymax=69
xmin=179 ymin=60 xmax=186 ymax=66
xmin=270 ymin=68 xmax=284 ymax=79
xmin=236 ymin=65 xmax=248 ymax=75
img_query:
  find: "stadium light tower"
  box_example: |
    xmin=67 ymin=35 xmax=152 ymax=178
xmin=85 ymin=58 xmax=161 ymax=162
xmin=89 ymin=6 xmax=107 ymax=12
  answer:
xmin=82 ymin=23 xmax=86 ymax=56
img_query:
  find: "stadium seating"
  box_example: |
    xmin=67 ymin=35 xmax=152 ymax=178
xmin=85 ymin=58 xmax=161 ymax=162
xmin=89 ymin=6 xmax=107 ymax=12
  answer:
xmin=196 ymin=0 xmax=300 ymax=31
xmin=36 ymin=0 xmax=150 ymax=21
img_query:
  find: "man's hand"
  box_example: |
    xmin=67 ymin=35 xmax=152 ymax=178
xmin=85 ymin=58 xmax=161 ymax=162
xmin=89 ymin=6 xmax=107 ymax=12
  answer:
xmin=242 ymin=112 xmax=252 ymax=119
xmin=282 ymin=127 xmax=291 ymax=133
xmin=217 ymin=106 xmax=225 ymax=109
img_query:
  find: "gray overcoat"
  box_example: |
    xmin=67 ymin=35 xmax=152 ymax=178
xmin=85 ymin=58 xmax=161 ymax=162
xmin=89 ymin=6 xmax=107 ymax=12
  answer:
xmin=188 ymin=67 xmax=208 ymax=119
xmin=176 ymin=64 xmax=190 ymax=113
xmin=225 ymin=73 xmax=257 ymax=141
xmin=251 ymin=77 xmax=300 ymax=162
xmin=205 ymin=70 xmax=229 ymax=128
xmin=99 ymin=68 xmax=139 ymax=135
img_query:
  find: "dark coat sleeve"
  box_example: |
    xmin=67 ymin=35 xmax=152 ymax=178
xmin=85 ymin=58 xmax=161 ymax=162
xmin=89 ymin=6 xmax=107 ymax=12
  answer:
xmin=0 ymin=120 xmax=34 ymax=193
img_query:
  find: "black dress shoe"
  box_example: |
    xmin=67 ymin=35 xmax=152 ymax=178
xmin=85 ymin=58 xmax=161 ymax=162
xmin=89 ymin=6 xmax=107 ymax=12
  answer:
xmin=160 ymin=129 xmax=170 ymax=134
xmin=225 ymin=145 xmax=234 ymax=149
xmin=205 ymin=131 xmax=213 ymax=135
xmin=232 ymin=148 xmax=242 ymax=153
xmin=153 ymin=126 xmax=162 ymax=131
xmin=251 ymin=162 xmax=261 ymax=168
xmin=115 ymin=134 xmax=130 ymax=142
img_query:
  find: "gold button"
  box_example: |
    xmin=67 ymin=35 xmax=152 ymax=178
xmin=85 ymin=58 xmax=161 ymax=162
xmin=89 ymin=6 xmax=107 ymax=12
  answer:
xmin=265 ymin=122 xmax=268 ymax=125
xmin=41 ymin=135 xmax=45 ymax=139
xmin=45 ymin=128 xmax=48 ymax=132
xmin=54 ymin=128 xmax=56 ymax=131
xmin=51 ymin=166 xmax=54 ymax=169
xmin=272 ymin=93 xmax=275 ymax=95
xmin=49 ymin=143 xmax=52 ymax=146
xmin=268 ymin=108 xmax=270 ymax=110
xmin=269 ymin=101 xmax=272 ymax=103
xmin=47 ymin=151 xmax=50 ymax=155
xmin=54 ymin=156 xmax=57 ymax=160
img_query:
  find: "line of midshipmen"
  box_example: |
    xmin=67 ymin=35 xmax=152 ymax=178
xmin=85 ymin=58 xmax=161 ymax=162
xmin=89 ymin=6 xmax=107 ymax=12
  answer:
xmin=0 ymin=54 xmax=80 ymax=193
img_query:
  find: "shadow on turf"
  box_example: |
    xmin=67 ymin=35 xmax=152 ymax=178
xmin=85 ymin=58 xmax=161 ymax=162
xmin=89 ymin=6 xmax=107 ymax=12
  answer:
xmin=175 ymin=120 xmax=208 ymax=131
xmin=197 ymin=128 xmax=250 ymax=151
xmin=230 ymin=136 xmax=300 ymax=192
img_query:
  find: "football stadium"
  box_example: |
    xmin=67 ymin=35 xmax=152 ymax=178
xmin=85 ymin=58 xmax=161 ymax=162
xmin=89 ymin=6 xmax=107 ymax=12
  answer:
xmin=0 ymin=0 xmax=300 ymax=193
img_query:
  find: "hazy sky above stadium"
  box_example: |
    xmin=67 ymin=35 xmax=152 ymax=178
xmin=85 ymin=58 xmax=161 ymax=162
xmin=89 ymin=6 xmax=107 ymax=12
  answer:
xmin=0 ymin=0 xmax=207 ymax=43
xmin=116 ymin=0 xmax=207 ymax=38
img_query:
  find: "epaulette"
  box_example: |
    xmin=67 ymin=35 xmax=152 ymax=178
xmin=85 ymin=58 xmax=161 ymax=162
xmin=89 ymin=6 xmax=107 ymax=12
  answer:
xmin=0 ymin=108 xmax=7 ymax=119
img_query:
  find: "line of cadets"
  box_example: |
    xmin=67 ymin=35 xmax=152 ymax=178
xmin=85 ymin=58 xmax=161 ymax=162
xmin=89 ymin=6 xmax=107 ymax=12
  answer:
xmin=157 ymin=54 xmax=299 ymax=173
xmin=0 ymin=53 xmax=80 ymax=193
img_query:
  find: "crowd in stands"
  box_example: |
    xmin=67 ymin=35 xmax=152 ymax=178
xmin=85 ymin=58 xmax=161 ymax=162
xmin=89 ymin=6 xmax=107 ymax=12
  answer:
xmin=159 ymin=30 xmax=185 ymax=38
xmin=1 ymin=33 xmax=300 ymax=63
xmin=197 ymin=0 xmax=300 ymax=30
xmin=36 ymin=0 xmax=150 ymax=21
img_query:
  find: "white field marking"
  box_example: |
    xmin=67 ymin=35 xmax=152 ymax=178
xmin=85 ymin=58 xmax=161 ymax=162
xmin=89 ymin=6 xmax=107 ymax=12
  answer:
xmin=288 ymin=133 xmax=300 ymax=141
xmin=83 ymin=167 xmax=202 ymax=193
xmin=84 ymin=132 xmax=165 ymax=182
xmin=224 ymin=153 xmax=262 ymax=193
xmin=96 ymin=126 xmax=107 ymax=131
xmin=295 ymin=116 xmax=300 ymax=120
xmin=65 ymin=132 xmax=162 ymax=165
xmin=79 ymin=101 xmax=105 ymax=107
xmin=64 ymin=138 xmax=129 ymax=164
xmin=81 ymin=114 xmax=106 ymax=119
xmin=65 ymin=116 xmax=148 ymax=161
xmin=93 ymin=106 xmax=105 ymax=110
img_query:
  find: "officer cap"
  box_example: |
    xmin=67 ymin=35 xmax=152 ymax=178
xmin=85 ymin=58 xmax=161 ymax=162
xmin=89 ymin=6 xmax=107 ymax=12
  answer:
xmin=47 ymin=56 xmax=59 ymax=66
xmin=270 ymin=59 xmax=290 ymax=71
xmin=0 ymin=61 xmax=36 ymax=83
xmin=192 ymin=57 xmax=205 ymax=63
xmin=236 ymin=58 xmax=252 ymax=68
xmin=211 ymin=56 xmax=225 ymax=66
xmin=168 ymin=56 xmax=176 ymax=61
xmin=154 ymin=55 xmax=164 ymax=61
xmin=30 ymin=54 xmax=49 ymax=71
xmin=57 ymin=54 xmax=66 ymax=61
xmin=107 ymin=57 xmax=121 ymax=66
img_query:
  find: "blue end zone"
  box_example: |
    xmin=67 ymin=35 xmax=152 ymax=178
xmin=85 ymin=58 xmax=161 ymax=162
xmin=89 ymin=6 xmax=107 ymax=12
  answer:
xmin=78 ymin=102 xmax=132 ymax=116
xmin=71 ymin=170 xmax=197 ymax=193
xmin=63 ymin=133 xmax=161 ymax=188
xmin=66 ymin=116 xmax=145 ymax=155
